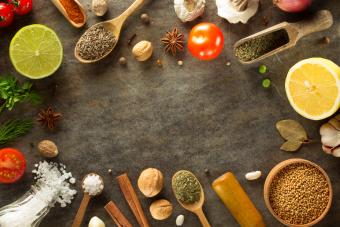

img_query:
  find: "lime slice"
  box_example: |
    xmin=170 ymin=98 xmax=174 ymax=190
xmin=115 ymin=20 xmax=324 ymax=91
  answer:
xmin=9 ymin=24 xmax=63 ymax=79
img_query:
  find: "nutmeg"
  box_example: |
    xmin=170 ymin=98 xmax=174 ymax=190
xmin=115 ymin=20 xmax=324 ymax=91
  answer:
xmin=149 ymin=199 xmax=173 ymax=220
xmin=38 ymin=140 xmax=58 ymax=158
xmin=137 ymin=168 xmax=163 ymax=197
xmin=132 ymin=41 xmax=153 ymax=61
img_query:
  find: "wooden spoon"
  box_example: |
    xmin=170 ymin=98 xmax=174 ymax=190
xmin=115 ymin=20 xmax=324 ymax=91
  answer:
xmin=234 ymin=10 xmax=333 ymax=64
xmin=50 ymin=0 xmax=87 ymax=28
xmin=172 ymin=170 xmax=211 ymax=227
xmin=72 ymin=173 xmax=104 ymax=227
xmin=74 ymin=0 xmax=145 ymax=63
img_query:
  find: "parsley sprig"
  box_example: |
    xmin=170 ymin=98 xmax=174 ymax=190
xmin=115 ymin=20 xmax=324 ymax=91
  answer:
xmin=0 ymin=76 xmax=42 ymax=113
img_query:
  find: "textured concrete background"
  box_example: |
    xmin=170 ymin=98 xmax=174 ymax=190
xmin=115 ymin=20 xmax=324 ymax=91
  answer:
xmin=0 ymin=0 xmax=339 ymax=226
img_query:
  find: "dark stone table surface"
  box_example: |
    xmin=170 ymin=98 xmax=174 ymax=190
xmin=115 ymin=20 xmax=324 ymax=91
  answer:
xmin=0 ymin=0 xmax=339 ymax=226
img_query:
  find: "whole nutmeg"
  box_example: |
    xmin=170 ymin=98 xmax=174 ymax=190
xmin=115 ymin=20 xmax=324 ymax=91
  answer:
xmin=137 ymin=168 xmax=163 ymax=197
xmin=92 ymin=0 xmax=108 ymax=16
xmin=38 ymin=140 xmax=58 ymax=158
xmin=149 ymin=199 xmax=173 ymax=220
xmin=132 ymin=41 xmax=153 ymax=61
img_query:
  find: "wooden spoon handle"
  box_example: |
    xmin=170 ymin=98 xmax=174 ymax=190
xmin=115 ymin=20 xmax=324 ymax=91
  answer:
xmin=291 ymin=10 xmax=333 ymax=38
xmin=72 ymin=194 xmax=91 ymax=227
xmin=195 ymin=208 xmax=211 ymax=227
xmin=118 ymin=0 xmax=145 ymax=22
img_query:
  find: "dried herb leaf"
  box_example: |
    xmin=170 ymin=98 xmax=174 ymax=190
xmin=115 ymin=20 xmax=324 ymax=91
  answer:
xmin=276 ymin=119 xmax=308 ymax=152
xmin=280 ymin=140 xmax=302 ymax=152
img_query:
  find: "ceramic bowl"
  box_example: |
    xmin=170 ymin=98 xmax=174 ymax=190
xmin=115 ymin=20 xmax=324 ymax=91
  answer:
xmin=264 ymin=158 xmax=333 ymax=227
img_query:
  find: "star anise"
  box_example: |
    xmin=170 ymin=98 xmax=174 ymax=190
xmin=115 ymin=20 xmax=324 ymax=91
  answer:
xmin=161 ymin=27 xmax=184 ymax=56
xmin=37 ymin=107 xmax=62 ymax=130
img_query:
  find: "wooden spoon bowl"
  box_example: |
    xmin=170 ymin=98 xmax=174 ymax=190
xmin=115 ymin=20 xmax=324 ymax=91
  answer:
xmin=172 ymin=170 xmax=211 ymax=227
xmin=264 ymin=159 xmax=333 ymax=227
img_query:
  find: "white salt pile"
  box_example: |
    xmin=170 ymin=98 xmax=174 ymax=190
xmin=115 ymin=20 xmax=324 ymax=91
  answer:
xmin=82 ymin=174 xmax=103 ymax=196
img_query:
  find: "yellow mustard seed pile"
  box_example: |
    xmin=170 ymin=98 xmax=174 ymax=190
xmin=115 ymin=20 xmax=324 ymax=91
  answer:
xmin=269 ymin=163 xmax=329 ymax=225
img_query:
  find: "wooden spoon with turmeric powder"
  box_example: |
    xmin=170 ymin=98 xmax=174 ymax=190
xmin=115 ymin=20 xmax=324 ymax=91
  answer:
xmin=50 ymin=0 xmax=87 ymax=28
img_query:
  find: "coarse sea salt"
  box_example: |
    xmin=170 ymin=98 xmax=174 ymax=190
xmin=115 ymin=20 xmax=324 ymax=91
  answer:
xmin=0 ymin=161 xmax=77 ymax=227
xmin=83 ymin=174 xmax=103 ymax=196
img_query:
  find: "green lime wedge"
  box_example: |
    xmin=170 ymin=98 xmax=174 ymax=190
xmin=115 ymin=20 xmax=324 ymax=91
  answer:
xmin=9 ymin=24 xmax=63 ymax=79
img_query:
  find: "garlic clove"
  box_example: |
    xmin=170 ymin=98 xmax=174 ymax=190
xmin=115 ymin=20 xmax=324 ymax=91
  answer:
xmin=92 ymin=0 xmax=108 ymax=17
xmin=88 ymin=216 xmax=105 ymax=227
xmin=216 ymin=0 xmax=259 ymax=24
xmin=174 ymin=0 xmax=205 ymax=23
xmin=245 ymin=171 xmax=261 ymax=180
xmin=320 ymin=123 xmax=340 ymax=148
xmin=332 ymin=147 xmax=340 ymax=157
xmin=329 ymin=114 xmax=340 ymax=130
xmin=176 ymin=214 xmax=185 ymax=226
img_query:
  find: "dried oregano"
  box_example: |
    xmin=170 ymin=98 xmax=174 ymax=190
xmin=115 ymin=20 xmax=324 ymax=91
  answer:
xmin=172 ymin=171 xmax=201 ymax=204
xmin=276 ymin=119 xmax=309 ymax=152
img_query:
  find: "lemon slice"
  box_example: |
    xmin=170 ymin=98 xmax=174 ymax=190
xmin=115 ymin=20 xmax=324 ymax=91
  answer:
xmin=285 ymin=58 xmax=340 ymax=120
xmin=9 ymin=24 xmax=63 ymax=79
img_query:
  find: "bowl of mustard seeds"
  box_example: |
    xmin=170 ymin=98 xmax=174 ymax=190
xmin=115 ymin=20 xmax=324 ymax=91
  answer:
xmin=264 ymin=159 xmax=332 ymax=227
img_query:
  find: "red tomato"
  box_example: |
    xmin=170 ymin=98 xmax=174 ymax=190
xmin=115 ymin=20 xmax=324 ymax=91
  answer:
xmin=0 ymin=3 xmax=14 ymax=27
xmin=188 ymin=22 xmax=224 ymax=61
xmin=8 ymin=0 xmax=32 ymax=16
xmin=0 ymin=148 xmax=26 ymax=184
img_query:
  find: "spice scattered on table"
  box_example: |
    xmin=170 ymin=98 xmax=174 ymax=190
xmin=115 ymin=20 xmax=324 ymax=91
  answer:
xmin=172 ymin=170 xmax=201 ymax=204
xmin=76 ymin=25 xmax=116 ymax=61
xmin=176 ymin=214 xmax=185 ymax=226
xmin=92 ymin=0 xmax=108 ymax=17
xmin=132 ymin=41 xmax=153 ymax=61
xmin=138 ymin=168 xmax=164 ymax=197
xmin=322 ymin=36 xmax=331 ymax=44
xmin=269 ymin=163 xmax=330 ymax=225
xmin=161 ymin=27 xmax=184 ymax=56
xmin=37 ymin=107 xmax=62 ymax=130
xmin=235 ymin=29 xmax=289 ymax=62
xmin=83 ymin=174 xmax=104 ymax=196
xmin=59 ymin=0 xmax=85 ymax=24
xmin=127 ymin=33 xmax=137 ymax=45
xmin=140 ymin=13 xmax=150 ymax=24
xmin=177 ymin=60 xmax=183 ymax=66
xmin=33 ymin=161 xmax=77 ymax=207
xmin=0 ymin=119 xmax=33 ymax=145
xmin=119 ymin=57 xmax=127 ymax=66
xmin=156 ymin=59 xmax=163 ymax=67
xmin=149 ymin=199 xmax=173 ymax=220
xmin=38 ymin=140 xmax=59 ymax=158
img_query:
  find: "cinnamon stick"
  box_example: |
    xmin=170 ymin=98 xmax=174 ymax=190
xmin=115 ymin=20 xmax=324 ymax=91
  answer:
xmin=105 ymin=201 xmax=132 ymax=227
xmin=117 ymin=173 xmax=150 ymax=227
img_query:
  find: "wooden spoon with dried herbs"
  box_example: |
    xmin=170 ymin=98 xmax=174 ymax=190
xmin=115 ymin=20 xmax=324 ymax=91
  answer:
xmin=172 ymin=170 xmax=211 ymax=227
xmin=74 ymin=0 xmax=145 ymax=63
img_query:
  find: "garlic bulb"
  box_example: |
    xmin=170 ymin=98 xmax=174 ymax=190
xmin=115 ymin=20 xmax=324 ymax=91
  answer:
xmin=320 ymin=114 xmax=340 ymax=157
xmin=216 ymin=0 xmax=259 ymax=24
xmin=174 ymin=0 xmax=205 ymax=23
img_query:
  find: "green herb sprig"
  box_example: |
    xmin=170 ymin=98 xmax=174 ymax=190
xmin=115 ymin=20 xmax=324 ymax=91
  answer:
xmin=0 ymin=76 xmax=42 ymax=113
xmin=0 ymin=119 xmax=33 ymax=145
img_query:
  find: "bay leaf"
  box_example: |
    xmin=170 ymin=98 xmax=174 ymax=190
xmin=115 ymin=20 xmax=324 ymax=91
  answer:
xmin=276 ymin=120 xmax=307 ymax=141
xmin=276 ymin=119 xmax=308 ymax=152
xmin=280 ymin=140 xmax=302 ymax=152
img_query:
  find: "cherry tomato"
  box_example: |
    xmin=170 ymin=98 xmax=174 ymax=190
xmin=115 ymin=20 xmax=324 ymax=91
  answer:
xmin=188 ymin=22 xmax=224 ymax=61
xmin=8 ymin=0 xmax=32 ymax=16
xmin=0 ymin=3 xmax=14 ymax=27
xmin=0 ymin=148 xmax=26 ymax=184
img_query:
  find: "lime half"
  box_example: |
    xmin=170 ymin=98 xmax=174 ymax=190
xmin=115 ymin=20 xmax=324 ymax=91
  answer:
xmin=9 ymin=24 xmax=63 ymax=79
